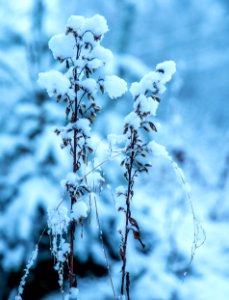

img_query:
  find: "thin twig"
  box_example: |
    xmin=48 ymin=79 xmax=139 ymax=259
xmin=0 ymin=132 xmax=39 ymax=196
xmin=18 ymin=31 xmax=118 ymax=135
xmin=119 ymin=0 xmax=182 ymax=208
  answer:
xmin=120 ymin=131 xmax=135 ymax=297
xmin=93 ymin=194 xmax=116 ymax=300
xmin=167 ymin=156 xmax=206 ymax=271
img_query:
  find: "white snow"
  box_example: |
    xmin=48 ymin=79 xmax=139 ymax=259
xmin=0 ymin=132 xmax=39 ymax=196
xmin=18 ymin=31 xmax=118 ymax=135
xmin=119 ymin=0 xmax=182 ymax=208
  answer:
xmin=87 ymin=58 xmax=104 ymax=71
xmin=130 ymin=60 xmax=176 ymax=98
xmin=38 ymin=70 xmax=70 ymax=97
xmin=71 ymin=201 xmax=88 ymax=221
xmin=124 ymin=112 xmax=141 ymax=129
xmin=57 ymin=242 xmax=70 ymax=263
xmin=103 ymin=75 xmax=127 ymax=99
xmin=74 ymin=58 xmax=87 ymax=70
xmin=156 ymin=60 xmax=176 ymax=83
xmin=47 ymin=205 xmax=70 ymax=235
xmin=130 ymin=72 xmax=160 ymax=97
xmin=84 ymin=14 xmax=109 ymax=36
xmin=141 ymin=71 xmax=161 ymax=92
xmin=82 ymin=31 xmax=97 ymax=47
xmin=134 ymin=94 xmax=159 ymax=116
xmin=66 ymin=15 xmax=86 ymax=34
xmin=79 ymin=78 xmax=98 ymax=96
xmin=48 ymin=34 xmax=76 ymax=60
xmin=73 ymin=119 xmax=91 ymax=135
xmin=89 ymin=45 xmax=113 ymax=64
xmin=47 ymin=205 xmax=71 ymax=288
xmin=148 ymin=141 xmax=169 ymax=158
xmin=63 ymin=172 xmax=80 ymax=186
xmin=15 ymin=245 xmax=38 ymax=300
xmin=66 ymin=14 xmax=108 ymax=38
xmin=129 ymin=82 xmax=141 ymax=98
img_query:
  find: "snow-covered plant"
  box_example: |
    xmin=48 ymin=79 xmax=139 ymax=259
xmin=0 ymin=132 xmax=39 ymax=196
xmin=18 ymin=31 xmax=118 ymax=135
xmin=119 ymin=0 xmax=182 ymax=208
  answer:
xmin=38 ymin=14 xmax=127 ymax=296
xmin=47 ymin=206 xmax=70 ymax=293
xmin=15 ymin=245 xmax=38 ymax=300
xmin=112 ymin=61 xmax=176 ymax=299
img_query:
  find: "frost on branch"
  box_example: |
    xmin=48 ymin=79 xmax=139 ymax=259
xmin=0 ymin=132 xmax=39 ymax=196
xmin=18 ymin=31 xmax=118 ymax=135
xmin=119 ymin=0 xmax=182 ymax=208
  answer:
xmin=15 ymin=245 xmax=38 ymax=300
xmin=130 ymin=60 xmax=176 ymax=101
xmin=48 ymin=205 xmax=70 ymax=236
xmin=47 ymin=206 xmax=70 ymax=290
xmin=38 ymin=13 xmax=127 ymax=108
xmin=38 ymin=14 xmax=127 ymax=174
xmin=36 ymin=12 xmax=127 ymax=298
xmin=115 ymin=61 xmax=176 ymax=299
xmin=125 ymin=60 xmax=176 ymax=132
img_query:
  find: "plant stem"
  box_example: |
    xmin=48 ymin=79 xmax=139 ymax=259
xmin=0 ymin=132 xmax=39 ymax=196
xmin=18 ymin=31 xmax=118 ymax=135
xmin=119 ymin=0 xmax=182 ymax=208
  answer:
xmin=70 ymin=86 xmax=78 ymax=288
xmin=120 ymin=131 xmax=135 ymax=299
xmin=94 ymin=195 xmax=116 ymax=300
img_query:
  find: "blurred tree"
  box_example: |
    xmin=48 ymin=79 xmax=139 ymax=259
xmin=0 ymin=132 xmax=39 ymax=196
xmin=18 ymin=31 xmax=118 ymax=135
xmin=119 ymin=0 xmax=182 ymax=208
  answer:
xmin=0 ymin=1 xmax=67 ymax=298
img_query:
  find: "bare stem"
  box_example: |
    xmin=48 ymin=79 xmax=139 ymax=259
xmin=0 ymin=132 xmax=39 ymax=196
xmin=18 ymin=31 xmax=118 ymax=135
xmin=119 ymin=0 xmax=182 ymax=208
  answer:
xmin=69 ymin=83 xmax=78 ymax=288
xmin=93 ymin=194 xmax=116 ymax=300
xmin=120 ymin=131 xmax=135 ymax=299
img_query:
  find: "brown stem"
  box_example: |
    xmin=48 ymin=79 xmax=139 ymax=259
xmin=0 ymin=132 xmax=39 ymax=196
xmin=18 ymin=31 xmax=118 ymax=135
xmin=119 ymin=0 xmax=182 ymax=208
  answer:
xmin=69 ymin=218 xmax=76 ymax=288
xmin=120 ymin=131 xmax=135 ymax=298
xmin=69 ymin=88 xmax=78 ymax=289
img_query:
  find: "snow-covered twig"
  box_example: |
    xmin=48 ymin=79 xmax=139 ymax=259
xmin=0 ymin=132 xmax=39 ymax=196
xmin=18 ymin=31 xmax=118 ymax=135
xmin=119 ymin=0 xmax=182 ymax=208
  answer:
xmin=111 ymin=61 xmax=176 ymax=299
xmin=169 ymin=156 xmax=206 ymax=265
xmin=15 ymin=245 xmax=38 ymax=300
xmin=38 ymin=13 xmax=127 ymax=296
xmin=148 ymin=141 xmax=206 ymax=271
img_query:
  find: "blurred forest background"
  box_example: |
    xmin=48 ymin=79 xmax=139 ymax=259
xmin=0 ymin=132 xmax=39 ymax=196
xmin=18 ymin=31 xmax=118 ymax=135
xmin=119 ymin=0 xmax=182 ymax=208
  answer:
xmin=1 ymin=0 xmax=229 ymax=299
